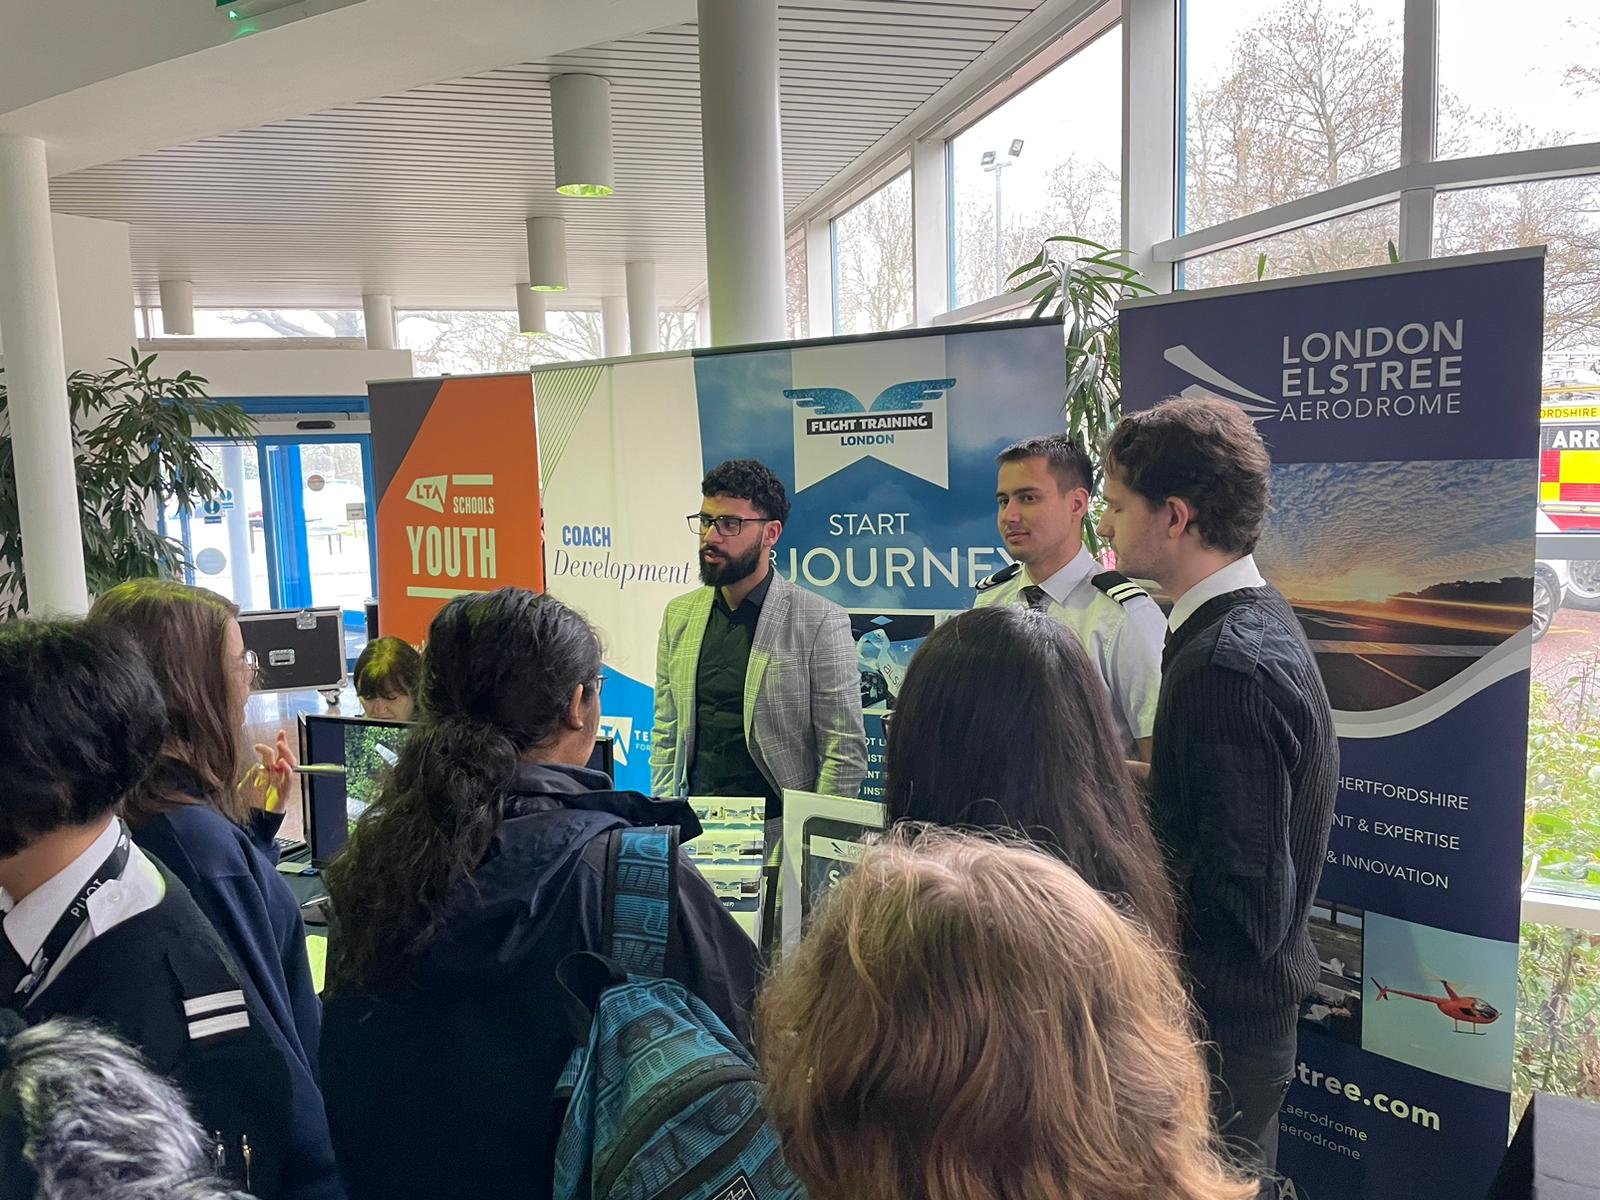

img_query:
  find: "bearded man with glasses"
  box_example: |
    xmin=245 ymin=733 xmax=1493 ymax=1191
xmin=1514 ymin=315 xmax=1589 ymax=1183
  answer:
xmin=652 ymin=459 xmax=866 ymax=815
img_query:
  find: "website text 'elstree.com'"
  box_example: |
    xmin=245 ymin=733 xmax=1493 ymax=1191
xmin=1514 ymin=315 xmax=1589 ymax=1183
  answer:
xmin=1287 ymin=1061 xmax=1443 ymax=1135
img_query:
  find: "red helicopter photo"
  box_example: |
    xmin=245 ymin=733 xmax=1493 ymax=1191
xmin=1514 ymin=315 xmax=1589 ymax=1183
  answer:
xmin=1371 ymin=978 xmax=1501 ymax=1035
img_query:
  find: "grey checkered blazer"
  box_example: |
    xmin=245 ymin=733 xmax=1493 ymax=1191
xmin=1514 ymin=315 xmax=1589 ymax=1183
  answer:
xmin=651 ymin=570 xmax=867 ymax=800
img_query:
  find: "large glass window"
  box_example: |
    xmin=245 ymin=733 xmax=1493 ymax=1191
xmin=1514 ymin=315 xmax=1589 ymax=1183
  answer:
xmin=948 ymin=24 xmax=1122 ymax=308
xmin=1180 ymin=0 xmax=1404 ymax=232
xmin=1438 ymin=1 xmax=1600 ymax=158
xmin=1434 ymin=179 xmax=1600 ymax=358
xmin=1434 ymin=178 xmax=1600 ymax=909
xmin=397 ymin=309 xmax=698 ymax=373
xmin=832 ymin=171 xmax=914 ymax=335
xmin=144 ymin=308 xmax=363 ymax=337
xmin=1178 ymin=203 xmax=1400 ymax=291
xmin=786 ymin=237 xmax=809 ymax=339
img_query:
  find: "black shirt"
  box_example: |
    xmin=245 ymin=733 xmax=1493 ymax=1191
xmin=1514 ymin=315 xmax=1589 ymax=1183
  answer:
xmin=1149 ymin=585 xmax=1339 ymax=1046
xmin=688 ymin=570 xmax=777 ymax=807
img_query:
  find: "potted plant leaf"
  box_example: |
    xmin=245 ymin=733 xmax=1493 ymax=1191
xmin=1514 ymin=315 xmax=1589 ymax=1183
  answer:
xmin=1006 ymin=235 xmax=1153 ymax=551
xmin=0 ymin=350 xmax=254 ymax=619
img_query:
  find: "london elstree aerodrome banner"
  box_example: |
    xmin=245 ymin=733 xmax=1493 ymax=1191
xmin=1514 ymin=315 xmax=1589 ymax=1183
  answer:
xmin=1121 ymin=248 xmax=1544 ymax=1200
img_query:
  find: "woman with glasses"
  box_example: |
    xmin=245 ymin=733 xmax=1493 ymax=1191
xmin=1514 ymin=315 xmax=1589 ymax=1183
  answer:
xmin=319 ymin=588 xmax=759 ymax=1200
xmin=88 ymin=580 xmax=342 ymax=1200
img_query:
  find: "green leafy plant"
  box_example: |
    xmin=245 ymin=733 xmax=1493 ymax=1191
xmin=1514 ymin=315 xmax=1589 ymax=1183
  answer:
xmin=1006 ymin=235 xmax=1154 ymax=550
xmin=0 ymin=351 xmax=254 ymax=618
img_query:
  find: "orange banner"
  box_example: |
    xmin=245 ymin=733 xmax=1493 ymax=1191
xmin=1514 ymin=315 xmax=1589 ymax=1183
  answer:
xmin=370 ymin=373 xmax=543 ymax=646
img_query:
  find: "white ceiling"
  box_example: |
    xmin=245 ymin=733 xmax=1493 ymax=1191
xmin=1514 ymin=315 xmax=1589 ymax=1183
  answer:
xmin=44 ymin=1 xmax=1047 ymax=311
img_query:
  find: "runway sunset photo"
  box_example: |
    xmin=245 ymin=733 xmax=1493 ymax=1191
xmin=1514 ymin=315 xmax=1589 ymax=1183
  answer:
xmin=1255 ymin=459 xmax=1535 ymax=711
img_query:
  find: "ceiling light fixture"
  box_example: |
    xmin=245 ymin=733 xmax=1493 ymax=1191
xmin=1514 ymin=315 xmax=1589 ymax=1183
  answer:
xmin=516 ymin=285 xmax=548 ymax=336
xmin=551 ymin=74 xmax=615 ymax=197
xmin=526 ymin=217 xmax=569 ymax=292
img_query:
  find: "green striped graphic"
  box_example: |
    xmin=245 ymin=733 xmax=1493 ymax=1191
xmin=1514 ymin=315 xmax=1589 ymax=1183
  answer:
xmin=533 ymin=364 xmax=606 ymax=479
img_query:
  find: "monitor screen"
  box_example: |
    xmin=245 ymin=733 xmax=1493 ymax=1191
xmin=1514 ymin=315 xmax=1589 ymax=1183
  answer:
xmin=298 ymin=715 xmax=616 ymax=864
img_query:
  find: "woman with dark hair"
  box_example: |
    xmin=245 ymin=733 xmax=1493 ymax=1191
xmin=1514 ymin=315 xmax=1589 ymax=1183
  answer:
xmin=319 ymin=587 xmax=759 ymax=1200
xmin=88 ymin=580 xmax=341 ymax=1200
xmin=884 ymin=605 xmax=1177 ymax=944
xmin=352 ymin=636 xmax=422 ymax=721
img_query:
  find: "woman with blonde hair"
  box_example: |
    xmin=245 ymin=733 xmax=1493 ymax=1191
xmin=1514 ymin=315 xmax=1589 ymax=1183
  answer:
xmin=758 ymin=829 xmax=1254 ymax=1200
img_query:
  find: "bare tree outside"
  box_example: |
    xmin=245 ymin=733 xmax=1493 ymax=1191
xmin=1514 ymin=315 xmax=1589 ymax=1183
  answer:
xmin=397 ymin=308 xmax=698 ymax=375
xmin=786 ymin=238 xmax=809 ymax=339
xmin=833 ymin=171 xmax=915 ymax=335
xmin=1181 ymin=0 xmax=1600 ymax=365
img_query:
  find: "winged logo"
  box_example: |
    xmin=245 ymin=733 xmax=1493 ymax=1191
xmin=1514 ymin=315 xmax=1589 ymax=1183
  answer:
xmin=785 ymin=378 xmax=957 ymax=413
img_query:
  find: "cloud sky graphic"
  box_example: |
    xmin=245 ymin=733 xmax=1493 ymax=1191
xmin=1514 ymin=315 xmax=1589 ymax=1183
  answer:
xmin=1257 ymin=459 xmax=1533 ymax=603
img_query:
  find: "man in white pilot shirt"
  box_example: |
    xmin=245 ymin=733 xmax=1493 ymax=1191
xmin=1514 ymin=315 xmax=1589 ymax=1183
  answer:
xmin=974 ymin=434 xmax=1166 ymax=761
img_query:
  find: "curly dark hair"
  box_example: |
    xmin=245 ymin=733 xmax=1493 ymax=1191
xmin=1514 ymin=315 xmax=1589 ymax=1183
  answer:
xmin=701 ymin=458 xmax=790 ymax=524
xmin=1103 ymin=396 xmax=1271 ymax=556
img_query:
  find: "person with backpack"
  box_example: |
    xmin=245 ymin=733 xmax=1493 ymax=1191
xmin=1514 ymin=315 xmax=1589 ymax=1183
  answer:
xmin=319 ymin=588 xmax=760 ymax=1200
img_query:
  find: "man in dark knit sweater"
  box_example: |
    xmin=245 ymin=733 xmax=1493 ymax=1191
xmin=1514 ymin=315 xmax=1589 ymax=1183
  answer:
xmin=1099 ymin=397 xmax=1338 ymax=1182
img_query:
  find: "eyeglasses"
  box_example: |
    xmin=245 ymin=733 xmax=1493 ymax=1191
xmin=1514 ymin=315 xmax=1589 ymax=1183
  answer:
xmin=687 ymin=513 xmax=773 ymax=538
xmin=593 ymin=674 xmax=606 ymax=696
xmin=240 ymin=649 xmax=262 ymax=686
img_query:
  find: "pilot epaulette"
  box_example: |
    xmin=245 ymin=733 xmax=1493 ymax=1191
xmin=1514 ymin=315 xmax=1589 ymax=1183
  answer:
xmin=1090 ymin=570 xmax=1149 ymax=606
xmin=975 ymin=562 xmax=1022 ymax=592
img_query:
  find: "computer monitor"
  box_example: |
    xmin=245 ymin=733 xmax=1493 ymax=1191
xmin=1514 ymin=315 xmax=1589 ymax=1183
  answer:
xmin=298 ymin=714 xmax=616 ymax=865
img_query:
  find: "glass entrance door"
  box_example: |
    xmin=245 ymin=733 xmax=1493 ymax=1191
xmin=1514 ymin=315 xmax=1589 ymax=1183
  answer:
xmin=170 ymin=436 xmax=377 ymax=662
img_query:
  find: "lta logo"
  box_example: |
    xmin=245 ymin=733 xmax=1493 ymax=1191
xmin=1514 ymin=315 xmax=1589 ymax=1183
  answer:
xmin=405 ymin=474 xmax=448 ymax=513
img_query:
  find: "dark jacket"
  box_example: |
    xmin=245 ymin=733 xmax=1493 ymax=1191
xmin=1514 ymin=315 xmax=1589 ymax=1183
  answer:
xmin=320 ymin=762 xmax=761 ymax=1200
xmin=133 ymin=774 xmax=343 ymax=1200
xmin=1150 ymin=585 xmax=1339 ymax=1045
xmin=24 ymin=861 xmax=293 ymax=1199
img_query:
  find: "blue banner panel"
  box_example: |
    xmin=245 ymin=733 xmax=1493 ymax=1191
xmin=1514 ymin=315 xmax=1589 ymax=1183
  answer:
xmin=1120 ymin=250 xmax=1543 ymax=1200
xmin=695 ymin=322 xmax=1069 ymax=799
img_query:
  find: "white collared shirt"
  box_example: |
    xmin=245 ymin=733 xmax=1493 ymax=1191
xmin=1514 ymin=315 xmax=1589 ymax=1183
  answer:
xmin=1167 ymin=554 xmax=1269 ymax=635
xmin=974 ymin=545 xmax=1166 ymax=751
xmin=0 ymin=818 xmax=166 ymax=1003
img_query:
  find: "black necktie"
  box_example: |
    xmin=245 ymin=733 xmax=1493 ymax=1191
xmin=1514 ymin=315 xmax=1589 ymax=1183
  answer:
xmin=1021 ymin=585 xmax=1050 ymax=612
xmin=1161 ymin=627 xmax=1176 ymax=671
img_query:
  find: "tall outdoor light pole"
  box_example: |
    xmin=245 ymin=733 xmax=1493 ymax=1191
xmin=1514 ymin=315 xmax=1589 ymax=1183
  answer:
xmin=981 ymin=139 xmax=1025 ymax=294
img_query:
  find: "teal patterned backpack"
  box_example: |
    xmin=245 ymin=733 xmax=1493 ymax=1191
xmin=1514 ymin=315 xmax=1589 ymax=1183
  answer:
xmin=551 ymin=826 xmax=804 ymax=1200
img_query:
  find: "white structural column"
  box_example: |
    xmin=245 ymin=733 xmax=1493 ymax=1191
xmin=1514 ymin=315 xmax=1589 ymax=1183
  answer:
xmin=805 ymin=218 xmax=832 ymax=338
xmin=695 ymin=296 xmax=713 ymax=347
xmin=1398 ymin=0 xmax=1439 ymax=260
xmin=1122 ymin=0 xmax=1178 ymax=292
xmin=362 ymin=295 xmax=397 ymax=350
xmin=601 ymin=296 xmax=629 ymax=358
xmin=221 ymin=444 xmax=257 ymax=610
xmin=0 ymin=136 xmax=89 ymax=615
xmin=625 ymin=261 xmax=660 ymax=354
xmin=911 ymin=138 xmax=949 ymax=325
xmin=697 ymin=0 xmax=787 ymax=346
xmin=159 ymin=279 xmax=195 ymax=336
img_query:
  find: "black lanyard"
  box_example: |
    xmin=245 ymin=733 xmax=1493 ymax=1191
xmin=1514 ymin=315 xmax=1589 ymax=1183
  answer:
xmin=7 ymin=821 xmax=132 ymax=1009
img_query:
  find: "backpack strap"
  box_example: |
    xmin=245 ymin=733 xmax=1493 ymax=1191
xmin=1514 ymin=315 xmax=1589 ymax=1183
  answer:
xmin=601 ymin=826 xmax=679 ymax=980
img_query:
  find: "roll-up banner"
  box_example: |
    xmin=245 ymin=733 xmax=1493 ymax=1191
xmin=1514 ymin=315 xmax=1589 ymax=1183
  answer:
xmin=691 ymin=321 xmax=1069 ymax=799
xmin=1120 ymin=248 xmax=1544 ymax=1200
xmin=537 ymin=320 xmax=1069 ymax=795
xmin=367 ymin=372 xmax=544 ymax=646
